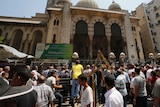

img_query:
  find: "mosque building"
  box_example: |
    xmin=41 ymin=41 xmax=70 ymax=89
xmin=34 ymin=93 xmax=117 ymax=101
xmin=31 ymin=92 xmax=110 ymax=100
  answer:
xmin=0 ymin=0 xmax=145 ymax=63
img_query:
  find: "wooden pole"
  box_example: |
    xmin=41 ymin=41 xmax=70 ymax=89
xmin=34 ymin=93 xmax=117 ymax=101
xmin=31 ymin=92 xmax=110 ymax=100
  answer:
xmin=92 ymin=74 xmax=96 ymax=107
xmin=88 ymin=50 xmax=113 ymax=107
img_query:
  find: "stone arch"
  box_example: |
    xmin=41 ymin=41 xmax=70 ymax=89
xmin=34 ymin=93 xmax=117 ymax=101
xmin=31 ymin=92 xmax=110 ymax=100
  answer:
xmin=72 ymin=16 xmax=89 ymax=39
xmin=91 ymin=18 xmax=107 ymax=35
xmin=73 ymin=20 xmax=90 ymax=59
xmin=31 ymin=30 xmax=42 ymax=55
xmin=110 ymin=23 xmax=125 ymax=60
xmin=92 ymin=22 xmax=108 ymax=58
xmin=92 ymin=18 xmax=107 ymax=27
xmin=108 ymin=19 xmax=125 ymax=37
xmin=11 ymin=29 xmax=23 ymax=50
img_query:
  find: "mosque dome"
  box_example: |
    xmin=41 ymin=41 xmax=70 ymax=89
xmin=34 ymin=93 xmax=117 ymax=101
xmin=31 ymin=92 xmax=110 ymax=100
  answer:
xmin=56 ymin=0 xmax=71 ymax=4
xmin=76 ymin=0 xmax=99 ymax=9
xmin=108 ymin=1 xmax=121 ymax=11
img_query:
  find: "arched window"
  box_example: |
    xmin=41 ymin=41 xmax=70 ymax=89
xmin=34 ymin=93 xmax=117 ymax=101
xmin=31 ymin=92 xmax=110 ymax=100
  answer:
xmin=94 ymin=22 xmax=105 ymax=36
xmin=54 ymin=20 xmax=57 ymax=25
xmin=75 ymin=20 xmax=88 ymax=35
xmin=31 ymin=30 xmax=42 ymax=55
xmin=53 ymin=19 xmax=59 ymax=26
xmin=73 ymin=20 xmax=89 ymax=59
xmin=52 ymin=34 xmax=56 ymax=43
xmin=12 ymin=29 xmax=23 ymax=50
xmin=93 ymin=22 xmax=107 ymax=58
xmin=110 ymin=23 xmax=124 ymax=59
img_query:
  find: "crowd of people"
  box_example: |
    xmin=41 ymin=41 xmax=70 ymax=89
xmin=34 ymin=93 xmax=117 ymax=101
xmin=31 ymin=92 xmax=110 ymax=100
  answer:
xmin=0 ymin=58 xmax=160 ymax=107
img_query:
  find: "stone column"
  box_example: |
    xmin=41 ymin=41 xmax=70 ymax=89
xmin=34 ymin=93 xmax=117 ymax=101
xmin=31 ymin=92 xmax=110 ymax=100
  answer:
xmin=20 ymin=40 xmax=25 ymax=52
xmin=124 ymin=10 xmax=137 ymax=63
xmin=107 ymin=35 xmax=111 ymax=53
xmin=106 ymin=25 xmax=111 ymax=54
xmin=60 ymin=3 xmax=71 ymax=44
xmin=46 ymin=13 xmax=54 ymax=43
xmin=88 ymin=32 xmax=93 ymax=59
xmin=23 ymin=34 xmax=30 ymax=53
xmin=24 ymin=40 xmax=29 ymax=53
xmin=26 ymin=40 xmax=31 ymax=54
xmin=90 ymin=39 xmax=93 ymax=59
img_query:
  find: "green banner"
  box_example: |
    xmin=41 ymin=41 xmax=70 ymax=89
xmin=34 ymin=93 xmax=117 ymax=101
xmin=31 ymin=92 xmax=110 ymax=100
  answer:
xmin=35 ymin=43 xmax=73 ymax=59
xmin=0 ymin=36 xmax=4 ymax=43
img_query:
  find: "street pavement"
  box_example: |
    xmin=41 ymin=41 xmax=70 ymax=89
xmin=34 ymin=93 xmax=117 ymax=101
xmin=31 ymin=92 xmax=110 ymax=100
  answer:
xmin=55 ymin=99 xmax=154 ymax=107
xmin=55 ymin=102 xmax=134 ymax=107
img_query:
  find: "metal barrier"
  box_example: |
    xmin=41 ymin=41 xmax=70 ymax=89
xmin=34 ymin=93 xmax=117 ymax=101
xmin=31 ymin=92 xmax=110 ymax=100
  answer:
xmin=55 ymin=77 xmax=72 ymax=106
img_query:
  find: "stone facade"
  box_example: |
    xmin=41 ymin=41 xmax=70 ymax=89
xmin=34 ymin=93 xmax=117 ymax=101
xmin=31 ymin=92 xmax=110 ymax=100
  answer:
xmin=136 ymin=0 xmax=160 ymax=59
xmin=0 ymin=0 xmax=145 ymax=63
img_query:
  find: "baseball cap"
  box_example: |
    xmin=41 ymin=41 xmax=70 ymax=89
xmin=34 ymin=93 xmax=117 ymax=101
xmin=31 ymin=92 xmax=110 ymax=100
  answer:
xmin=0 ymin=78 xmax=33 ymax=100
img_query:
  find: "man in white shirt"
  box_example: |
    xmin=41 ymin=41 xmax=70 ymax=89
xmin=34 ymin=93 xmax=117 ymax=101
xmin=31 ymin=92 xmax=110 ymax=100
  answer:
xmin=104 ymin=73 xmax=123 ymax=107
xmin=146 ymin=65 xmax=153 ymax=80
xmin=115 ymin=69 xmax=128 ymax=107
xmin=46 ymin=70 xmax=63 ymax=107
xmin=146 ymin=64 xmax=153 ymax=97
xmin=78 ymin=74 xmax=93 ymax=107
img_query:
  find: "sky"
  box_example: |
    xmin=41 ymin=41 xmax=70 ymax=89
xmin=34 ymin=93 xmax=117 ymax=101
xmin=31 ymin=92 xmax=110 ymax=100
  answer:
xmin=0 ymin=0 xmax=151 ymax=18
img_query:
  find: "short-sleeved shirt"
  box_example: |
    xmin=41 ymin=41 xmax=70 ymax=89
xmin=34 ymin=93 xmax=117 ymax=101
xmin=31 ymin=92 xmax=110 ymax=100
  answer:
xmin=81 ymin=86 xmax=93 ymax=107
xmin=115 ymin=74 xmax=127 ymax=96
xmin=45 ymin=76 xmax=56 ymax=92
xmin=152 ymin=78 xmax=160 ymax=98
xmin=72 ymin=64 xmax=83 ymax=79
xmin=134 ymin=74 xmax=147 ymax=97
xmin=34 ymin=83 xmax=55 ymax=107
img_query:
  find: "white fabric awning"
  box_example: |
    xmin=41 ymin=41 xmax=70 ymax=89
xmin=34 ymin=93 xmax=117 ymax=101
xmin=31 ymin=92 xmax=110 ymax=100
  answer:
xmin=0 ymin=44 xmax=34 ymax=60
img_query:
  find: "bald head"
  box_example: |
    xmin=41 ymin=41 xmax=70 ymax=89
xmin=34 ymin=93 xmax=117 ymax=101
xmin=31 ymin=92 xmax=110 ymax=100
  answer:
xmin=37 ymin=75 xmax=45 ymax=83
